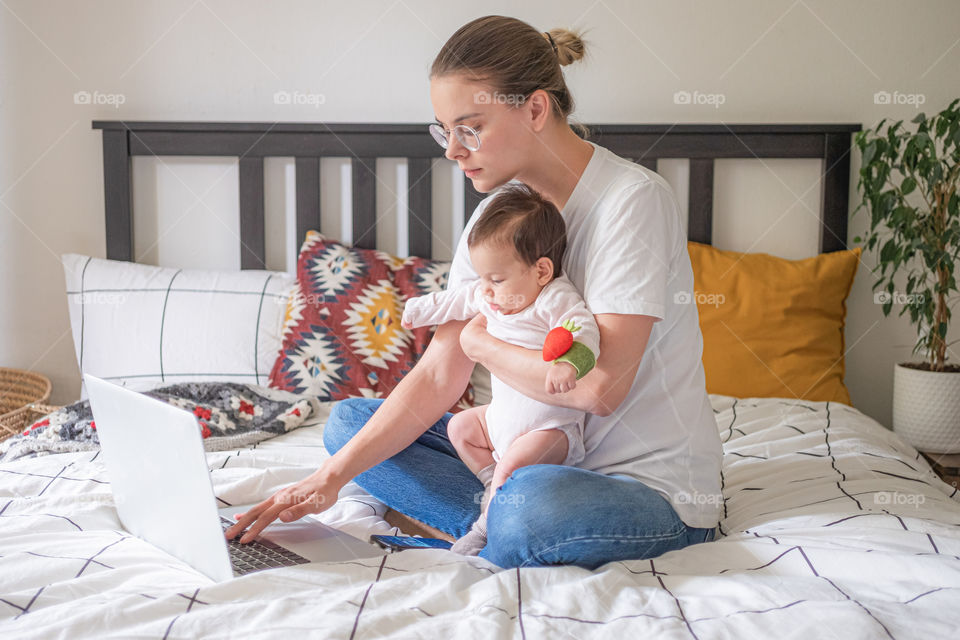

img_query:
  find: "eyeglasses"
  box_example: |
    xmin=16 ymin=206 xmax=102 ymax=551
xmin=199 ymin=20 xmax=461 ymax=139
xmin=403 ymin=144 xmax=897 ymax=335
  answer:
xmin=428 ymin=123 xmax=481 ymax=151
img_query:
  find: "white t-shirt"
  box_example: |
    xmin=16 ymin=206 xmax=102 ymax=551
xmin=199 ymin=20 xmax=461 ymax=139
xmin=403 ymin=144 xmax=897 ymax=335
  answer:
xmin=446 ymin=140 xmax=723 ymax=528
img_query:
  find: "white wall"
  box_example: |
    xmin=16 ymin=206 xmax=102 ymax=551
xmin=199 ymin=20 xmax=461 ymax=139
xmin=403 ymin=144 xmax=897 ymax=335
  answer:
xmin=1 ymin=0 xmax=958 ymax=428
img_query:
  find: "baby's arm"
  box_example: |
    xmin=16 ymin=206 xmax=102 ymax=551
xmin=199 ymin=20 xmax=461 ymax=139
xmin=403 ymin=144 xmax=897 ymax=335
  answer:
xmin=402 ymin=280 xmax=482 ymax=329
xmin=542 ymin=286 xmax=601 ymax=394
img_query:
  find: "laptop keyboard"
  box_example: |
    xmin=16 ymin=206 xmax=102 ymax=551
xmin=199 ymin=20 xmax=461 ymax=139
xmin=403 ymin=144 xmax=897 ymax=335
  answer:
xmin=220 ymin=516 xmax=311 ymax=575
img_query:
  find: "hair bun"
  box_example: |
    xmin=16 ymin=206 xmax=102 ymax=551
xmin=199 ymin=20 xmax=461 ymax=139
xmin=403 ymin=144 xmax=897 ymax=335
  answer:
xmin=544 ymin=28 xmax=586 ymax=66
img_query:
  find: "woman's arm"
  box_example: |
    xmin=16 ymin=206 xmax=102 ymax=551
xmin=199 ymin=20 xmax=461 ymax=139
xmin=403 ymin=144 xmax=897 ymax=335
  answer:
xmin=461 ymin=312 xmax=656 ymax=417
xmin=323 ymin=318 xmax=475 ymax=481
xmin=226 ymin=318 xmax=475 ymax=542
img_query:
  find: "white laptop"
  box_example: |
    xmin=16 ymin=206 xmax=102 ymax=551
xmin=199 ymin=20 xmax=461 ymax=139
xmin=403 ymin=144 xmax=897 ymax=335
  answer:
xmin=83 ymin=374 xmax=383 ymax=582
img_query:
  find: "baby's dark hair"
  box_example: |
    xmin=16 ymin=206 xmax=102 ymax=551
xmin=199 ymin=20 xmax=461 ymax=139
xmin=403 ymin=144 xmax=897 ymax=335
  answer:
xmin=467 ymin=183 xmax=566 ymax=279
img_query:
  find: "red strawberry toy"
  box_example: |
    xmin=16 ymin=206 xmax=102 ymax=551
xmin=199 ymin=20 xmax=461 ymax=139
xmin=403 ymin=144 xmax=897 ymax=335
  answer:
xmin=542 ymin=318 xmax=580 ymax=361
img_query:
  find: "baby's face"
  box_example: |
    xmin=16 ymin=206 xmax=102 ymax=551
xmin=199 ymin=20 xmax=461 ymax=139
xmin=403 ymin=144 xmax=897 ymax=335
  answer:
xmin=469 ymin=242 xmax=552 ymax=315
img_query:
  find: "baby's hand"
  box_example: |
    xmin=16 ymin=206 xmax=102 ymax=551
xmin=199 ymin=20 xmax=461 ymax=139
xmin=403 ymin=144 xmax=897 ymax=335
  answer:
xmin=401 ymin=310 xmax=414 ymax=330
xmin=546 ymin=362 xmax=577 ymax=394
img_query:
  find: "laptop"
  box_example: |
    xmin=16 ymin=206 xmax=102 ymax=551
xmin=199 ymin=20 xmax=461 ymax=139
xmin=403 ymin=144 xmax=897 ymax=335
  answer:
xmin=83 ymin=374 xmax=383 ymax=582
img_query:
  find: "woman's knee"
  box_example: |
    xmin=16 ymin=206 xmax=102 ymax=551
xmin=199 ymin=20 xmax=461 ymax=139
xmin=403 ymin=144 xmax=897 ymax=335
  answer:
xmin=482 ymin=464 xmax=568 ymax=565
xmin=482 ymin=466 xmax=702 ymax=569
xmin=322 ymin=397 xmax=383 ymax=454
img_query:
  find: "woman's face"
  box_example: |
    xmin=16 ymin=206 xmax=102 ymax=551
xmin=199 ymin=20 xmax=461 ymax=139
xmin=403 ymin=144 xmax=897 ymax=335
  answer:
xmin=430 ymin=74 xmax=533 ymax=193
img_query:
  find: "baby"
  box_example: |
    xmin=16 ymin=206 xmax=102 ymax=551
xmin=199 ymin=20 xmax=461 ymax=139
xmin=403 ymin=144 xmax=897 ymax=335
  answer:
xmin=401 ymin=183 xmax=600 ymax=555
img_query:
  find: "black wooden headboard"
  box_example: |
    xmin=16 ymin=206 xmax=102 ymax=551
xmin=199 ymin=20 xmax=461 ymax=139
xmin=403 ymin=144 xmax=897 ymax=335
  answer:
xmin=91 ymin=121 xmax=861 ymax=267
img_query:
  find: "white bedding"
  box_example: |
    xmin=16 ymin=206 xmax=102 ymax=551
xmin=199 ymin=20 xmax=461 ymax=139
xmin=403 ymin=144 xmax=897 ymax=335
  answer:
xmin=1 ymin=396 xmax=959 ymax=638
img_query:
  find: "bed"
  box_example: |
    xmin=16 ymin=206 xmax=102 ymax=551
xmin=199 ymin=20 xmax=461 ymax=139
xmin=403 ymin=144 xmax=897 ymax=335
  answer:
xmin=2 ymin=121 xmax=959 ymax=638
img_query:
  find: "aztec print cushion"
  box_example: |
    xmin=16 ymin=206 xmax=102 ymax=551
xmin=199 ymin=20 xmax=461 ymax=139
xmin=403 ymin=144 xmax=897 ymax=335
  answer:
xmin=268 ymin=231 xmax=474 ymax=411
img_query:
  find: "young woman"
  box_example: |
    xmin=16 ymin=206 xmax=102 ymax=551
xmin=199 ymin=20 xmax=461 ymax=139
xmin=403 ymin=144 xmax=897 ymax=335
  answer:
xmin=226 ymin=15 xmax=723 ymax=570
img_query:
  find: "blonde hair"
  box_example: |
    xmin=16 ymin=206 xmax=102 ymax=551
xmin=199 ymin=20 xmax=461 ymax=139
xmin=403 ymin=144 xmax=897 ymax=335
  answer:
xmin=431 ymin=16 xmax=588 ymax=137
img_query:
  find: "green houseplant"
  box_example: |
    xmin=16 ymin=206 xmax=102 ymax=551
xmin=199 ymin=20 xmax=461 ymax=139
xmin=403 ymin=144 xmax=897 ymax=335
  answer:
xmin=853 ymin=97 xmax=960 ymax=451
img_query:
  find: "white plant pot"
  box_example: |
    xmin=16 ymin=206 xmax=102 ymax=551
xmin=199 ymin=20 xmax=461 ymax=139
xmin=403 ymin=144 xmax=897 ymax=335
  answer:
xmin=892 ymin=363 xmax=960 ymax=453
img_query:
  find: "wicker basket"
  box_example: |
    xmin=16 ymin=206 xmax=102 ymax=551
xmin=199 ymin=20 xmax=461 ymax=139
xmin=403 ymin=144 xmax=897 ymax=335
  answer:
xmin=0 ymin=368 xmax=57 ymax=443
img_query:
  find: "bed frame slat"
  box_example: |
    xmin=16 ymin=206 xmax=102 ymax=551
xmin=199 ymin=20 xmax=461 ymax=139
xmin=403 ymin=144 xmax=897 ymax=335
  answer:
xmin=464 ymin=179 xmax=484 ymax=226
xmin=688 ymin=158 xmax=715 ymax=245
xmin=407 ymin=158 xmax=433 ymax=259
xmin=351 ymin=157 xmax=377 ymax=250
xmin=819 ymin=132 xmax=853 ymax=254
xmin=295 ymin=157 xmax=321 ymax=247
xmin=238 ymin=156 xmax=266 ymax=269
xmin=102 ymin=128 xmax=133 ymax=262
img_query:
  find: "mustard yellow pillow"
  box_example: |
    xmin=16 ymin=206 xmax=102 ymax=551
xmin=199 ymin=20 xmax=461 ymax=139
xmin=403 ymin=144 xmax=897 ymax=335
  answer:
xmin=687 ymin=242 xmax=861 ymax=405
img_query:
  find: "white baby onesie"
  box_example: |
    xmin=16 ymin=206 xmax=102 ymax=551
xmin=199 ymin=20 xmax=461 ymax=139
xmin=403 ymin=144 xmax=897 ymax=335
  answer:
xmin=402 ymin=273 xmax=600 ymax=466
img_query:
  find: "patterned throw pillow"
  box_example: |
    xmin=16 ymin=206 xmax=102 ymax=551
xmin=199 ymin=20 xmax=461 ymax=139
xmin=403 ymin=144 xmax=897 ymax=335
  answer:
xmin=268 ymin=232 xmax=474 ymax=411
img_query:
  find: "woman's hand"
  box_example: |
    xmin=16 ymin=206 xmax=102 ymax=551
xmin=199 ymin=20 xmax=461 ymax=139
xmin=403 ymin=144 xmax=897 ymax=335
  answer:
xmin=458 ymin=313 xmax=489 ymax=362
xmin=224 ymin=467 xmax=343 ymax=544
xmin=545 ymin=362 xmax=578 ymax=394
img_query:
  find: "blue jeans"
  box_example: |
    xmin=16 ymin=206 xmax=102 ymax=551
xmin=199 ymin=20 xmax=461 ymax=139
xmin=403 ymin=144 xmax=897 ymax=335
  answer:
xmin=323 ymin=397 xmax=716 ymax=570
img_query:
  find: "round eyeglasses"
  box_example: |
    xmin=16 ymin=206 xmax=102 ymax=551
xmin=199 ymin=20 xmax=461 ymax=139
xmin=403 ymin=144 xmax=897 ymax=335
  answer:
xmin=428 ymin=123 xmax=481 ymax=151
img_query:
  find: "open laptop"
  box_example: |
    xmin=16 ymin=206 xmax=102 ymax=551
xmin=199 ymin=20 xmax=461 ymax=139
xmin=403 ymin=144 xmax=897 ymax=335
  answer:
xmin=83 ymin=374 xmax=383 ymax=582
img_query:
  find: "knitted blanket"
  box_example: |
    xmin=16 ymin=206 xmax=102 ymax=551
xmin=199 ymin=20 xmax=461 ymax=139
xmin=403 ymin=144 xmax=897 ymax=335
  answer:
xmin=0 ymin=382 xmax=320 ymax=463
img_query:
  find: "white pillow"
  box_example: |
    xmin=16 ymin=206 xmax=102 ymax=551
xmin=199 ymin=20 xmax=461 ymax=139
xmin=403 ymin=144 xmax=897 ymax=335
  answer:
xmin=62 ymin=254 xmax=295 ymax=396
